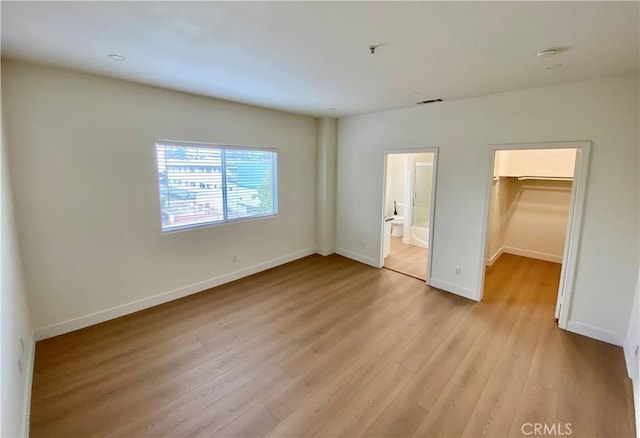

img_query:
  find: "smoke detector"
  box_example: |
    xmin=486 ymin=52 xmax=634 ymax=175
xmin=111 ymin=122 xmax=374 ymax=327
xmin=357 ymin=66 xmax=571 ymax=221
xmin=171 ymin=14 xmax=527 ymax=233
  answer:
xmin=368 ymin=44 xmax=384 ymax=55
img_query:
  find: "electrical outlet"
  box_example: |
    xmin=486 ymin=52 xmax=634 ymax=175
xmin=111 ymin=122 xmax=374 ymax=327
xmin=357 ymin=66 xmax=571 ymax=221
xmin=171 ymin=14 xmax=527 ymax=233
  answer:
xmin=455 ymin=267 xmax=461 ymax=276
xmin=232 ymin=255 xmax=238 ymax=263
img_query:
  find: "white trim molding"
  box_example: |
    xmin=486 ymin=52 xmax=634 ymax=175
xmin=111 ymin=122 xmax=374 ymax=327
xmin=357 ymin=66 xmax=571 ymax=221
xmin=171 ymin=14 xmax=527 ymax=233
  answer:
xmin=335 ymin=248 xmax=379 ymax=268
xmin=21 ymin=335 xmax=35 ymax=437
xmin=566 ymin=320 xmax=625 ymax=346
xmin=315 ymin=248 xmax=335 ymax=256
xmin=486 ymin=247 xmax=504 ymax=266
xmin=429 ymin=279 xmax=479 ymax=302
xmin=624 ymin=335 xmax=637 ymax=379
xmin=34 ymin=248 xmax=316 ymax=340
xmin=502 ymin=247 xmax=563 ymax=264
xmin=486 ymin=247 xmax=563 ymax=266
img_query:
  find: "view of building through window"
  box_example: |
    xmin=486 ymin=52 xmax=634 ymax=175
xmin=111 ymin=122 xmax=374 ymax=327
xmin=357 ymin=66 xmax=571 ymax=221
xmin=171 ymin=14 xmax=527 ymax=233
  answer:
xmin=155 ymin=142 xmax=277 ymax=231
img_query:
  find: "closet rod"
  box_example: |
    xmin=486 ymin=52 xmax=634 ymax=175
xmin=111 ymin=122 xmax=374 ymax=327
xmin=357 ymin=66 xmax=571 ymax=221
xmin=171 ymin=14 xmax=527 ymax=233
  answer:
xmin=516 ymin=176 xmax=573 ymax=181
xmin=519 ymin=185 xmax=572 ymax=192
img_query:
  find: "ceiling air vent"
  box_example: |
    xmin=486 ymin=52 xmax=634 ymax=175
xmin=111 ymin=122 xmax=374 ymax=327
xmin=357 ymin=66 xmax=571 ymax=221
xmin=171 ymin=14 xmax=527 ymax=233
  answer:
xmin=417 ymin=98 xmax=444 ymax=105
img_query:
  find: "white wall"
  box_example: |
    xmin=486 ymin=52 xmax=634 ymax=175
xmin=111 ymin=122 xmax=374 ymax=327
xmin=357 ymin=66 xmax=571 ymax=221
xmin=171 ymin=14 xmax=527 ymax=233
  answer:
xmin=485 ymin=177 xmax=511 ymax=264
xmin=502 ymin=179 xmax=572 ymax=262
xmin=492 ymin=149 xmax=575 ymax=263
xmin=1 ymin=60 xmax=317 ymax=336
xmin=384 ymin=154 xmax=407 ymax=217
xmin=497 ymin=148 xmax=577 ymax=177
xmin=487 ymin=149 xmax=575 ymax=264
xmin=486 ymin=178 xmax=573 ymax=265
xmin=384 ymin=152 xmax=434 ymax=219
xmin=1 ymin=100 xmax=34 ymax=436
xmin=337 ymin=74 xmax=639 ymax=342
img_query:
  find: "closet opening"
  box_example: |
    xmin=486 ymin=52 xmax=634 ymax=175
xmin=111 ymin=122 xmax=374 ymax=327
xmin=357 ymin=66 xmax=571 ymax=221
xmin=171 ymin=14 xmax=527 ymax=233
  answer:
xmin=478 ymin=142 xmax=591 ymax=329
xmin=379 ymin=149 xmax=438 ymax=282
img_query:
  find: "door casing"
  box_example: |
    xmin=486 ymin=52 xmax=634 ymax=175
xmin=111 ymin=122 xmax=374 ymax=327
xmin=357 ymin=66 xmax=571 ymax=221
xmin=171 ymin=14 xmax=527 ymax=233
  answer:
xmin=379 ymin=147 xmax=439 ymax=284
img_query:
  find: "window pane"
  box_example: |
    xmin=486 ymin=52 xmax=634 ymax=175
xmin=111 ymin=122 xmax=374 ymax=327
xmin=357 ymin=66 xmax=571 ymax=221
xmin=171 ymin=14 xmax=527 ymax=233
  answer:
xmin=224 ymin=149 xmax=276 ymax=220
xmin=155 ymin=142 xmax=277 ymax=231
xmin=156 ymin=145 xmax=224 ymax=231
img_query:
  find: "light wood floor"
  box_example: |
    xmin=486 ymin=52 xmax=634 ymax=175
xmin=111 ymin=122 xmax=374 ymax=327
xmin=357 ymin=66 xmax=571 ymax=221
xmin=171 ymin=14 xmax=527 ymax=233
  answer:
xmin=384 ymin=237 xmax=428 ymax=280
xmin=30 ymin=254 xmax=635 ymax=437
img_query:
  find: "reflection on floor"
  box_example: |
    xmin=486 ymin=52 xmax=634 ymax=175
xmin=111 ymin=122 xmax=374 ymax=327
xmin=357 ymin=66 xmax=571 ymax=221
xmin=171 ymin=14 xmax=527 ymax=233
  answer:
xmin=384 ymin=236 xmax=427 ymax=280
xmin=29 ymin=254 xmax=635 ymax=437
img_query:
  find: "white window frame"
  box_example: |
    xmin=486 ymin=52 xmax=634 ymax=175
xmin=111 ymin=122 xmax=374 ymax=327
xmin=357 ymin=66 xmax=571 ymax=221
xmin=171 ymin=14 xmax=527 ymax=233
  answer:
xmin=155 ymin=139 xmax=278 ymax=233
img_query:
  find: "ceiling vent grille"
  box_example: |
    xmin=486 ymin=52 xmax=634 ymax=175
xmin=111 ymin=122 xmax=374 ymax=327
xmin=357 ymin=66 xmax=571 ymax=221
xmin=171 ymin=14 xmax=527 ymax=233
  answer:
xmin=417 ymin=98 xmax=443 ymax=105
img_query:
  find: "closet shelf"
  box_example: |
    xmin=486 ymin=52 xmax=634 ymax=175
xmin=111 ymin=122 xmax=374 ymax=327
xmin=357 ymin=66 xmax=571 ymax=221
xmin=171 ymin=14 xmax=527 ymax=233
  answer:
xmin=493 ymin=175 xmax=573 ymax=181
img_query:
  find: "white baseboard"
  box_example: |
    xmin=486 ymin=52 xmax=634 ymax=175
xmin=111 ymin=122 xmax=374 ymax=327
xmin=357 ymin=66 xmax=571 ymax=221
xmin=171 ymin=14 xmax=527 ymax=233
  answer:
xmin=624 ymin=332 xmax=639 ymax=379
xmin=429 ymin=278 xmax=480 ymax=302
xmin=21 ymin=334 xmax=35 ymax=438
xmin=486 ymin=247 xmax=504 ymax=266
xmin=34 ymin=248 xmax=316 ymax=340
xmin=625 ymin=333 xmax=639 ymax=438
xmin=399 ymin=237 xmax=428 ymax=249
xmin=502 ymin=246 xmax=563 ymax=264
xmin=566 ymin=320 xmax=625 ymax=346
xmin=315 ymin=248 xmax=335 ymax=256
xmin=634 ymin=379 xmax=640 ymax=438
xmin=335 ymin=248 xmax=380 ymax=268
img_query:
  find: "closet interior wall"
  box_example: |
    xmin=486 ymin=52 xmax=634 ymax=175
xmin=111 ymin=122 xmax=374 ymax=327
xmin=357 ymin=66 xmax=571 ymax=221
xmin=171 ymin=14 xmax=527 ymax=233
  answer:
xmin=486 ymin=149 xmax=576 ymax=265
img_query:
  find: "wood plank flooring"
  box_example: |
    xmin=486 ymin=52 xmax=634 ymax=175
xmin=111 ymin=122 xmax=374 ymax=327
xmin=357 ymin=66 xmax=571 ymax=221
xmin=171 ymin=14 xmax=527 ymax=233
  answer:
xmin=30 ymin=253 xmax=635 ymax=437
xmin=383 ymin=237 xmax=428 ymax=280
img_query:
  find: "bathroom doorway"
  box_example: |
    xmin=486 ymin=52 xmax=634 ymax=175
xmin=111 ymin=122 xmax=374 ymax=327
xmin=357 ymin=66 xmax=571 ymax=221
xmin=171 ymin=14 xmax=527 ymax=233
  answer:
xmin=380 ymin=150 xmax=438 ymax=281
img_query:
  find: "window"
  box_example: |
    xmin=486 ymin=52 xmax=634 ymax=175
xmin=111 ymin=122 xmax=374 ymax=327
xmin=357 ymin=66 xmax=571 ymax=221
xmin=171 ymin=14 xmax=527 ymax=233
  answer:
xmin=155 ymin=141 xmax=278 ymax=232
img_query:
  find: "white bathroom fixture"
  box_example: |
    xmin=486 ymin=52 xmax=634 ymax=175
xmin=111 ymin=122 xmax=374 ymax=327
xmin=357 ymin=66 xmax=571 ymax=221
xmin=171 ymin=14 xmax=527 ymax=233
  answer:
xmin=390 ymin=215 xmax=404 ymax=237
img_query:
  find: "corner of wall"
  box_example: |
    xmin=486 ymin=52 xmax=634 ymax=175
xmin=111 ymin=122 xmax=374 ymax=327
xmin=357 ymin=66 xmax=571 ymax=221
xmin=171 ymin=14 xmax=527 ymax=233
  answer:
xmin=335 ymin=248 xmax=379 ymax=268
xmin=315 ymin=117 xmax=338 ymax=254
xmin=429 ymin=278 xmax=480 ymax=302
xmin=315 ymin=248 xmax=335 ymax=257
xmin=486 ymin=247 xmax=504 ymax=266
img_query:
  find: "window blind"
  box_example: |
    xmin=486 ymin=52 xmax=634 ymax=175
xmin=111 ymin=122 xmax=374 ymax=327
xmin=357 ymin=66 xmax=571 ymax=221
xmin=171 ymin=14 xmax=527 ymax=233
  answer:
xmin=155 ymin=141 xmax=277 ymax=231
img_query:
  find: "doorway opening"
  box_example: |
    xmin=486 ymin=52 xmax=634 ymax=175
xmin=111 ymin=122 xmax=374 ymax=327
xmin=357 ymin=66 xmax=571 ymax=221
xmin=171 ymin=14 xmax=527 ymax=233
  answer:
xmin=380 ymin=150 xmax=437 ymax=282
xmin=478 ymin=142 xmax=591 ymax=329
